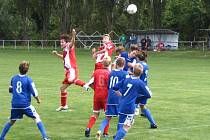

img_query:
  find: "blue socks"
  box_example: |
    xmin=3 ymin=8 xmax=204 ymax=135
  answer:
xmin=99 ymin=119 xmax=109 ymax=132
xmin=37 ymin=122 xmax=48 ymax=139
xmin=0 ymin=122 xmax=12 ymax=139
xmin=0 ymin=121 xmax=48 ymax=139
xmin=114 ymin=128 xmax=127 ymax=140
xmin=142 ymin=108 xmax=156 ymax=125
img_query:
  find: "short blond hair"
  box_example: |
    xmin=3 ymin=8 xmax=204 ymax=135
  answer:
xmin=133 ymin=63 xmax=143 ymax=77
xmin=102 ymin=56 xmax=111 ymax=68
xmin=19 ymin=60 xmax=30 ymax=75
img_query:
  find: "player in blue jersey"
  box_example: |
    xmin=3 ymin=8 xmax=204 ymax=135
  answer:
xmin=0 ymin=61 xmax=50 ymax=140
xmin=135 ymin=52 xmax=157 ymax=129
xmin=113 ymin=64 xmax=152 ymax=140
xmin=95 ymin=57 xmax=128 ymax=140
xmin=119 ymin=46 xmax=138 ymax=73
xmin=135 ymin=52 xmax=149 ymax=114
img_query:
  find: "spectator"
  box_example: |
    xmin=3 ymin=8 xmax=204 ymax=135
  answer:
xmin=125 ymin=33 xmax=137 ymax=49
xmin=146 ymin=36 xmax=152 ymax=50
xmin=119 ymin=34 xmax=127 ymax=47
xmin=154 ymin=42 xmax=165 ymax=52
xmin=129 ymin=33 xmax=137 ymax=45
xmin=140 ymin=37 xmax=147 ymax=51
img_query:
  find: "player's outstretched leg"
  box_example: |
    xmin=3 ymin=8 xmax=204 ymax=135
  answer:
xmin=74 ymin=79 xmax=85 ymax=87
xmin=142 ymin=108 xmax=157 ymax=128
xmin=37 ymin=121 xmax=49 ymax=139
xmin=114 ymin=128 xmax=127 ymax=140
xmin=85 ymin=115 xmax=97 ymax=137
xmin=56 ymin=92 xmax=69 ymax=111
xmin=96 ymin=118 xmax=110 ymax=140
xmin=0 ymin=121 xmax=14 ymax=140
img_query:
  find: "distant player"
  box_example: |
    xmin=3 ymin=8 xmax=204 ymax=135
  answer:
xmin=135 ymin=52 xmax=157 ymax=129
xmin=85 ymin=58 xmax=111 ymax=138
xmin=0 ymin=61 xmax=50 ymax=140
xmin=52 ymin=29 xmax=86 ymax=111
xmin=96 ymin=57 xmax=128 ymax=140
xmin=113 ymin=64 xmax=152 ymax=140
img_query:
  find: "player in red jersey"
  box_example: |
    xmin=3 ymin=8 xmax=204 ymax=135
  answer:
xmin=84 ymin=57 xmax=111 ymax=138
xmin=83 ymin=34 xmax=115 ymax=90
xmin=92 ymin=34 xmax=115 ymax=70
xmin=52 ymin=29 xmax=85 ymax=111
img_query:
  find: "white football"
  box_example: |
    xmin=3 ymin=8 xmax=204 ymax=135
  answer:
xmin=127 ymin=4 xmax=137 ymax=14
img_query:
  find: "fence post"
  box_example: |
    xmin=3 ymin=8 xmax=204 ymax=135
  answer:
xmin=27 ymin=40 xmax=30 ymax=50
xmin=42 ymin=40 xmax=44 ymax=49
xmin=3 ymin=40 xmax=4 ymax=49
xmin=54 ymin=41 xmax=57 ymax=49
xmin=14 ymin=40 xmax=16 ymax=49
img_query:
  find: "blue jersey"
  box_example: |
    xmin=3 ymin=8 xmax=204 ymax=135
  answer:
xmin=107 ymin=69 xmax=128 ymax=105
xmin=138 ymin=61 xmax=149 ymax=85
xmin=10 ymin=74 xmax=38 ymax=108
xmin=113 ymin=76 xmax=152 ymax=114
xmin=120 ymin=52 xmax=136 ymax=72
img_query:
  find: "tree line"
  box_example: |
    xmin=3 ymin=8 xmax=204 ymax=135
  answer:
xmin=0 ymin=0 xmax=209 ymax=41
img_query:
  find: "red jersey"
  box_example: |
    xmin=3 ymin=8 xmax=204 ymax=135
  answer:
xmin=95 ymin=41 xmax=115 ymax=63
xmin=93 ymin=68 xmax=110 ymax=99
xmin=63 ymin=45 xmax=77 ymax=70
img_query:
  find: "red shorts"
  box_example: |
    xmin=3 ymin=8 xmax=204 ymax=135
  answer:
xmin=62 ymin=68 xmax=78 ymax=84
xmin=93 ymin=97 xmax=107 ymax=113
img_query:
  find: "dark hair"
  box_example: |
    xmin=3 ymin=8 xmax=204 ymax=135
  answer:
xmin=19 ymin=61 xmax=30 ymax=75
xmin=115 ymin=45 xmax=125 ymax=55
xmin=116 ymin=57 xmax=125 ymax=68
xmin=136 ymin=52 xmax=146 ymax=61
xmin=60 ymin=34 xmax=71 ymax=42
xmin=130 ymin=44 xmax=139 ymax=52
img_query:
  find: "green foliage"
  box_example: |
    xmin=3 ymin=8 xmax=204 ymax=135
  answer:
xmin=162 ymin=0 xmax=207 ymax=40
xmin=0 ymin=0 xmax=210 ymax=40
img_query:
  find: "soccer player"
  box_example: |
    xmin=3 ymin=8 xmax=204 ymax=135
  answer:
xmin=0 ymin=61 xmax=50 ymax=140
xmin=84 ymin=57 xmax=111 ymax=138
xmin=92 ymin=34 xmax=115 ymax=70
xmin=113 ymin=64 xmax=152 ymax=140
xmin=135 ymin=52 xmax=157 ymax=129
xmin=83 ymin=34 xmax=115 ymax=90
xmin=96 ymin=57 xmax=128 ymax=140
xmin=52 ymin=29 xmax=85 ymax=111
xmin=119 ymin=46 xmax=138 ymax=73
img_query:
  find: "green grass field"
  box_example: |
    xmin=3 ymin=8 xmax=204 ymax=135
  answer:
xmin=0 ymin=48 xmax=210 ymax=140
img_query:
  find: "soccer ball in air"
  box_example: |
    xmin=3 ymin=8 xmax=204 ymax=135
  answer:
xmin=126 ymin=4 xmax=137 ymax=15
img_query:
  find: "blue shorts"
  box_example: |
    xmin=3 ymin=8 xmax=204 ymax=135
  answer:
xmin=118 ymin=113 xmax=135 ymax=128
xmin=10 ymin=105 xmax=40 ymax=120
xmin=105 ymin=104 xmax=119 ymax=117
xmin=135 ymin=96 xmax=148 ymax=105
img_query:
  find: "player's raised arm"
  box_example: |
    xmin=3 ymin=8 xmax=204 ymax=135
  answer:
xmin=52 ymin=50 xmax=63 ymax=59
xmin=69 ymin=28 xmax=76 ymax=48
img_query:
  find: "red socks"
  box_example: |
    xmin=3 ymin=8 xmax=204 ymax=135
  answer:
xmin=87 ymin=116 xmax=96 ymax=129
xmin=61 ymin=92 xmax=67 ymax=106
xmin=74 ymin=79 xmax=85 ymax=87
xmin=103 ymin=122 xmax=110 ymax=134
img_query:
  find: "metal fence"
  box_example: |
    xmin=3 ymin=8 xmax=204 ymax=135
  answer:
xmin=0 ymin=39 xmax=208 ymax=51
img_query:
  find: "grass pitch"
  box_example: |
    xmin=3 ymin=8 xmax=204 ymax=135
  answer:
xmin=0 ymin=48 xmax=210 ymax=140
